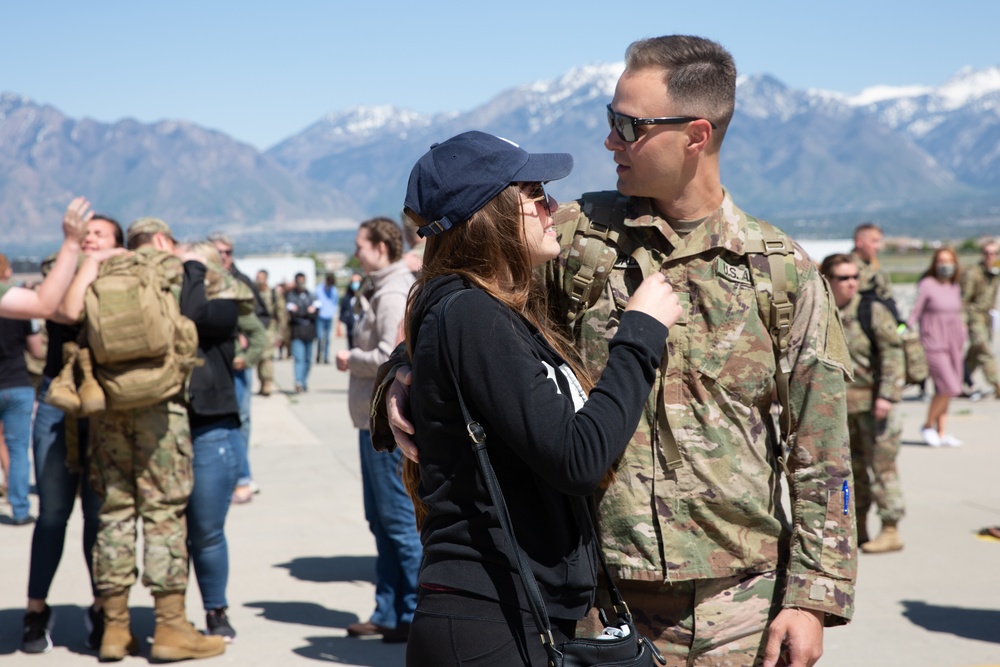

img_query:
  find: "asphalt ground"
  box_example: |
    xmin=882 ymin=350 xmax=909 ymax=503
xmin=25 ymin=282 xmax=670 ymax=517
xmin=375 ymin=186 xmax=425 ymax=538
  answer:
xmin=1 ymin=330 xmax=999 ymax=666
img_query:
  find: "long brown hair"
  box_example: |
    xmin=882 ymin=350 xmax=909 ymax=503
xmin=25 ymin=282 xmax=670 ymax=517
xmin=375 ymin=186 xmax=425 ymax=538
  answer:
xmin=922 ymin=246 xmax=960 ymax=284
xmin=401 ymin=183 xmax=596 ymax=526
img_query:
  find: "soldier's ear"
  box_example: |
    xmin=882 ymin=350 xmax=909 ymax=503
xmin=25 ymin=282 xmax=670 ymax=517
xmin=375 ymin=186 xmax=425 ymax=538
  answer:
xmin=685 ymin=119 xmax=713 ymax=156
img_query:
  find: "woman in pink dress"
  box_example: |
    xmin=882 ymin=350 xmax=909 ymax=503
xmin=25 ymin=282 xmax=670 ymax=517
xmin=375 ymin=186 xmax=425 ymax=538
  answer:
xmin=907 ymin=247 xmax=966 ymax=446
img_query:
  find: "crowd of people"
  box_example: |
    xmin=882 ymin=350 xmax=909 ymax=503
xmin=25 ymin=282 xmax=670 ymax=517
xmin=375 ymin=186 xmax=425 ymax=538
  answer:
xmin=0 ymin=32 xmax=997 ymax=667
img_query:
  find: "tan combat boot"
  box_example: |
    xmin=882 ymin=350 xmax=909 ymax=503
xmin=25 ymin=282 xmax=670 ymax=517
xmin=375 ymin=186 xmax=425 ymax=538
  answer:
xmin=75 ymin=347 xmax=107 ymax=416
xmin=45 ymin=342 xmax=81 ymax=415
xmin=860 ymin=522 xmax=903 ymax=553
xmin=994 ymin=382 xmax=1000 ymax=399
xmin=100 ymin=590 xmax=139 ymax=661
xmin=260 ymin=379 xmax=274 ymax=396
xmin=150 ymin=593 xmax=226 ymax=662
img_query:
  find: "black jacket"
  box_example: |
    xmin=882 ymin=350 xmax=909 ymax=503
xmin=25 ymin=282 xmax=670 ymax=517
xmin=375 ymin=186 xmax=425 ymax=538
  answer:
xmin=181 ymin=261 xmax=240 ymax=425
xmin=409 ymin=275 xmax=666 ymax=620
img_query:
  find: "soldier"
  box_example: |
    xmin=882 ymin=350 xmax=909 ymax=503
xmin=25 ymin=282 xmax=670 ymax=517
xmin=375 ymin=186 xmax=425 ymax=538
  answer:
xmin=254 ymin=269 xmax=277 ymax=396
xmin=63 ymin=218 xmax=225 ymax=662
xmin=851 ymin=222 xmax=893 ymax=300
xmin=822 ymin=254 xmax=906 ymax=554
xmin=381 ymin=35 xmax=855 ymax=666
xmin=960 ymin=240 xmax=1000 ymax=398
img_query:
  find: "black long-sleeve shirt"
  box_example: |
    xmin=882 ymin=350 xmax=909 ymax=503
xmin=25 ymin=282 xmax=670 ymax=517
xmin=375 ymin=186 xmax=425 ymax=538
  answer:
xmin=181 ymin=261 xmax=239 ymax=424
xmin=409 ymin=275 xmax=666 ymax=619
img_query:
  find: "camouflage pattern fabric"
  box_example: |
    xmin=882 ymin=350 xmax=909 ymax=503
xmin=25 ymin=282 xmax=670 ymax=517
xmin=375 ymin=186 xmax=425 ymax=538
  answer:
xmin=580 ymin=572 xmax=781 ymax=665
xmin=847 ymin=411 xmax=904 ymax=525
xmin=89 ymin=398 xmax=192 ymax=595
xmin=961 ymin=263 xmax=1000 ymax=385
xmin=850 ymin=250 xmax=893 ymax=301
xmin=839 ymin=292 xmax=905 ymax=524
xmin=257 ymin=286 xmax=279 ymax=382
xmin=840 ymin=295 xmax=905 ymax=411
xmin=547 ymin=190 xmax=856 ymax=626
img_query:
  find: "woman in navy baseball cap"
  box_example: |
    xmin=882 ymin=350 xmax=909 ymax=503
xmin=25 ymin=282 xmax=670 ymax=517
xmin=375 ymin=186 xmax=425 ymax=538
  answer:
xmin=400 ymin=131 xmax=679 ymax=666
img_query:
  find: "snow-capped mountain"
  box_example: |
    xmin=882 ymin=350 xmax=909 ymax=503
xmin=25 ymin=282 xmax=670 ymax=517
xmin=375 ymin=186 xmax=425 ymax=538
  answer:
xmin=1 ymin=63 xmax=998 ymax=253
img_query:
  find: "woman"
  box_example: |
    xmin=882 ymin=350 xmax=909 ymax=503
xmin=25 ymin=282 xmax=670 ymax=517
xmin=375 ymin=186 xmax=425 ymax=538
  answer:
xmin=22 ymin=213 xmax=124 ymax=654
xmin=335 ymin=218 xmax=420 ymax=644
xmin=180 ymin=241 xmax=246 ymax=642
xmin=908 ymin=246 xmax=966 ymax=446
xmin=821 ymin=254 xmax=906 ymax=554
xmin=400 ymin=131 xmax=679 ymax=666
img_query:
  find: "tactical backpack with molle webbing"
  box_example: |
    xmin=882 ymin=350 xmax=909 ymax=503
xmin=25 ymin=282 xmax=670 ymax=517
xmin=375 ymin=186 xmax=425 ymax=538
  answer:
xmin=558 ymin=191 xmax=799 ymax=472
xmin=57 ymin=250 xmax=201 ymax=413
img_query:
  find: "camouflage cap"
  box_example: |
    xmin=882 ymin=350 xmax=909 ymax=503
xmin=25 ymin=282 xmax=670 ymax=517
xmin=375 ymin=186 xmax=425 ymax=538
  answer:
xmin=126 ymin=217 xmax=173 ymax=248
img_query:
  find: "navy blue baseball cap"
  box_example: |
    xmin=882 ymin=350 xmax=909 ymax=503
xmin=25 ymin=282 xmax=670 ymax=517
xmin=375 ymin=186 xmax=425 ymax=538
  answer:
xmin=404 ymin=131 xmax=573 ymax=238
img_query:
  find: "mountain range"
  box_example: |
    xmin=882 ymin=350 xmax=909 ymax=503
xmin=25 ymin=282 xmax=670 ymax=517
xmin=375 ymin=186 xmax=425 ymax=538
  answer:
xmin=2 ymin=63 xmax=999 ymax=255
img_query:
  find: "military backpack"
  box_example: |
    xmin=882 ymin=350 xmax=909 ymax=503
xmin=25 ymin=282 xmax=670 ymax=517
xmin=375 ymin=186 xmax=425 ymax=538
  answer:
xmin=561 ymin=191 xmax=800 ymax=470
xmin=82 ymin=250 xmax=200 ymax=411
xmin=856 ymin=288 xmax=929 ymax=386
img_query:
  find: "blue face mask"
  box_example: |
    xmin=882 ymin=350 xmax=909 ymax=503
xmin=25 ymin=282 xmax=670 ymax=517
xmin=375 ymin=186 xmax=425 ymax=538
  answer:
xmin=350 ymin=281 xmax=361 ymax=291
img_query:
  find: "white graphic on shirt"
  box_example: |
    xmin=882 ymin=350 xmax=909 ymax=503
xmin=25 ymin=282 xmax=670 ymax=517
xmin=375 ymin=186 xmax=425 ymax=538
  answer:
xmin=542 ymin=361 xmax=587 ymax=412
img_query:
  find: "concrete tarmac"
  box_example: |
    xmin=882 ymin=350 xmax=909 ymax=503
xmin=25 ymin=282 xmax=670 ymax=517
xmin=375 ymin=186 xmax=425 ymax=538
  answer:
xmin=1 ymin=341 xmax=999 ymax=666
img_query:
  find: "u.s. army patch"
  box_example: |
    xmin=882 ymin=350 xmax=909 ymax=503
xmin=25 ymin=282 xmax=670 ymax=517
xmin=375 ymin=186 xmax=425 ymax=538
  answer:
xmin=716 ymin=257 xmax=751 ymax=285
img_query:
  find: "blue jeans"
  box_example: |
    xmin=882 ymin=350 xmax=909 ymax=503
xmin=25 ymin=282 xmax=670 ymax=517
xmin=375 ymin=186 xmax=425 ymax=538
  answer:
xmin=358 ymin=430 xmax=421 ymax=627
xmin=187 ymin=416 xmax=241 ymax=610
xmin=291 ymin=338 xmax=313 ymax=389
xmin=1 ymin=385 xmax=37 ymax=520
xmin=316 ymin=318 xmax=333 ymax=363
xmin=232 ymin=368 xmax=253 ymax=487
xmin=28 ymin=380 xmax=101 ymax=599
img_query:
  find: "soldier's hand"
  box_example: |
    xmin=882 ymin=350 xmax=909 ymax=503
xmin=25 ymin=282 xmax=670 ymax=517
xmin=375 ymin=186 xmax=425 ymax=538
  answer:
xmin=624 ymin=273 xmax=681 ymax=330
xmin=63 ymin=197 xmax=94 ymax=244
xmin=388 ymin=367 xmax=418 ymax=462
xmin=763 ymin=607 xmax=824 ymax=667
xmin=873 ymin=397 xmax=893 ymax=421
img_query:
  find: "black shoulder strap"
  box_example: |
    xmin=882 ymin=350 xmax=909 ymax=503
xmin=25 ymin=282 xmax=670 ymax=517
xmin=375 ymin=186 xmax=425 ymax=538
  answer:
xmin=435 ymin=289 xmax=649 ymax=663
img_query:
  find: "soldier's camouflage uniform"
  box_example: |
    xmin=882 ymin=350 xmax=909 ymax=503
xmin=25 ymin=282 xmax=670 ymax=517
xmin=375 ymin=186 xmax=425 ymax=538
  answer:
xmin=839 ymin=293 xmax=905 ymax=529
xmin=548 ymin=191 xmax=856 ymax=661
xmin=88 ymin=249 xmax=193 ymax=595
xmin=960 ymin=262 xmax=1000 ymax=387
xmin=256 ymin=282 xmax=279 ymax=383
xmin=851 ymin=250 xmax=893 ymax=301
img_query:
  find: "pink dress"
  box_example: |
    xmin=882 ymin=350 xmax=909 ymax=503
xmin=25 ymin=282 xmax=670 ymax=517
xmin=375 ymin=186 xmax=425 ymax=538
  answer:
xmin=908 ymin=277 xmax=966 ymax=396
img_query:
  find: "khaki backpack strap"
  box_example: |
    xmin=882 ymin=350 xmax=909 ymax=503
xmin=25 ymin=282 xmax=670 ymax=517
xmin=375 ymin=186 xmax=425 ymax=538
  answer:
xmin=745 ymin=219 xmax=796 ymax=441
xmin=566 ymin=192 xmax=629 ymax=324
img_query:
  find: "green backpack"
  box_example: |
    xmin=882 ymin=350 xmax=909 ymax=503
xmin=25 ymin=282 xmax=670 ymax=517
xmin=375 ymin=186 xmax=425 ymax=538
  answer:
xmin=83 ymin=250 xmax=200 ymax=411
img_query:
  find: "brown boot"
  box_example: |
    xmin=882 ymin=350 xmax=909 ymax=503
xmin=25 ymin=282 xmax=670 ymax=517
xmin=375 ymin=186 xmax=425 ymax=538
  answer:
xmin=260 ymin=379 xmax=273 ymax=397
xmin=994 ymin=382 xmax=1000 ymax=399
xmin=45 ymin=343 xmax=81 ymax=415
xmin=99 ymin=591 xmax=139 ymax=661
xmin=76 ymin=347 xmax=107 ymax=416
xmin=151 ymin=593 xmax=226 ymax=662
xmin=860 ymin=522 xmax=903 ymax=553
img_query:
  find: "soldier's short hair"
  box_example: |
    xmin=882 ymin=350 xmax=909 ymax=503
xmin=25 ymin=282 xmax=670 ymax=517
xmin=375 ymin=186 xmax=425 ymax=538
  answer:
xmin=624 ymin=35 xmax=737 ymax=143
xmin=853 ymin=222 xmax=882 ymax=242
xmin=360 ymin=217 xmax=404 ymax=263
xmin=820 ymin=253 xmax=856 ymax=279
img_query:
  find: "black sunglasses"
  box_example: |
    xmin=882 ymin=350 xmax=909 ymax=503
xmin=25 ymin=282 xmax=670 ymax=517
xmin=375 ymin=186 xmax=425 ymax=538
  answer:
xmin=606 ymin=104 xmax=717 ymax=143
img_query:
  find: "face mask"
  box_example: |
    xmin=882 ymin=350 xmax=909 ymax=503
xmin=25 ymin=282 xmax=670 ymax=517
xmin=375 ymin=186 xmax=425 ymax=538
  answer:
xmin=988 ymin=266 xmax=999 ymax=276
xmin=350 ymin=281 xmax=361 ymax=291
xmin=936 ymin=264 xmax=956 ymax=279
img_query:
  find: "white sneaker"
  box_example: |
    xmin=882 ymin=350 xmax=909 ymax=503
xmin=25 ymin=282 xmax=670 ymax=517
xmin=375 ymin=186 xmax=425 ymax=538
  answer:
xmin=941 ymin=434 xmax=963 ymax=447
xmin=921 ymin=428 xmax=942 ymax=447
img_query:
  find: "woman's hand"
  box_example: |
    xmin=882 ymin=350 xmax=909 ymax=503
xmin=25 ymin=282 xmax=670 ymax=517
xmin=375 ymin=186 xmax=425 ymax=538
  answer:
xmin=624 ymin=273 xmax=682 ymax=329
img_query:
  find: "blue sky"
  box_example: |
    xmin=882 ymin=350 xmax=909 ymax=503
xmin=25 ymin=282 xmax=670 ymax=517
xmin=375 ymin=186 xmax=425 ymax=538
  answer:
xmin=3 ymin=1 xmax=996 ymax=150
